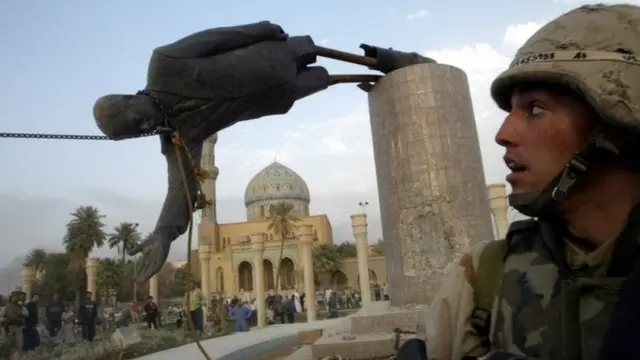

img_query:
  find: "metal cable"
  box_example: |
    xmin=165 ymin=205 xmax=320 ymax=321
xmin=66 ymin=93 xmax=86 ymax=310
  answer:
xmin=0 ymin=131 xmax=158 ymax=141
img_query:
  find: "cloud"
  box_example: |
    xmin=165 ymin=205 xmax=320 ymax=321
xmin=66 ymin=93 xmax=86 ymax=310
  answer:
xmin=407 ymin=9 xmax=429 ymax=20
xmin=502 ymin=22 xmax=544 ymax=53
xmin=421 ymin=21 xmax=545 ymax=188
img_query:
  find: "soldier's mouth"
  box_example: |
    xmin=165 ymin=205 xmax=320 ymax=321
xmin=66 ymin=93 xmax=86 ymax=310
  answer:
xmin=504 ymin=155 xmax=527 ymax=172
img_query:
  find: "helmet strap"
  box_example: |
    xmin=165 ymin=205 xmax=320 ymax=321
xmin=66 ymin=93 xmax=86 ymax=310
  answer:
xmin=509 ymin=130 xmax=621 ymax=217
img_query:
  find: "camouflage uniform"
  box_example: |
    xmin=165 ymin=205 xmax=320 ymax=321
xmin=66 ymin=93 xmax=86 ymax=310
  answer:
xmin=0 ymin=293 xmax=26 ymax=358
xmin=426 ymin=4 xmax=640 ymax=360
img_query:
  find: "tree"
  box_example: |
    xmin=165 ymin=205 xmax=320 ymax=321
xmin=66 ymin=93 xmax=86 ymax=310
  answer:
xmin=33 ymin=252 xmax=75 ymax=301
xmin=96 ymin=258 xmax=124 ymax=297
xmin=23 ymin=248 xmax=47 ymax=273
xmin=267 ymin=202 xmax=300 ymax=292
xmin=156 ymin=263 xmax=177 ymax=298
xmin=335 ymin=242 xmax=358 ymax=258
xmin=167 ymin=264 xmax=190 ymax=298
xmin=107 ymin=222 xmax=141 ymax=263
xmin=312 ymin=243 xmax=342 ymax=274
xmin=371 ymin=239 xmax=384 ymax=255
xmin=62 ymin=206 xmax=107 ymax=303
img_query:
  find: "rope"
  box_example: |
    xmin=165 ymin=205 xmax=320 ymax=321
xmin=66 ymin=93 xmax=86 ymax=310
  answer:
xmin=171 ymin=131 xmax=213 ymax=360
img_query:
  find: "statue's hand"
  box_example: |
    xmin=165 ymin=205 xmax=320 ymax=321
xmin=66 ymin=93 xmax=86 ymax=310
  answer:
xmin=129 ymin=229 xmax=173 ymax=283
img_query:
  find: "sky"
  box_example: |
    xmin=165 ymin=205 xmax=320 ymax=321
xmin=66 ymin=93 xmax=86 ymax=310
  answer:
xmin=0 ymin=0 xmax=632 ymax=274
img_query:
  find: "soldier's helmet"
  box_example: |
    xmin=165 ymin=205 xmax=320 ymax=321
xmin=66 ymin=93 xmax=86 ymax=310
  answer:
xmin=490 ymin=4 xmax=640 ymax=215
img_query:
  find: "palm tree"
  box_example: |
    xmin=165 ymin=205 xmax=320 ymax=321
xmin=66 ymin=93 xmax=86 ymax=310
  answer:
xmin=107 ymin=222 xmax=141 ymax=263
xmin=62 ymin=205 xmax=107 ymax=303
xmin=267 ymin=202 xmax=300 ymax=292
xmin=23 ymin=248 xmax=47 ymax=274
xmin=96 ymin=258 xmax=124 ymax=302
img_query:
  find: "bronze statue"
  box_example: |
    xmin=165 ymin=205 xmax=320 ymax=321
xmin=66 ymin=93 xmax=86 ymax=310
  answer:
xmin=93 ymin=21 xmax=435 ymax=283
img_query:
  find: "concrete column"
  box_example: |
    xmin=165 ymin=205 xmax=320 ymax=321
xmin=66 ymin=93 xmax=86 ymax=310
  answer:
xmin=149 ymin=275 xmax=159 ymax=300
xmin=367 ymin=63 xmax=494 ymax=306
xmin=351 ymin=214 xmax=372 ymax=305
xmin=199 ymin=244 xmax=211 ymax=306
xmin=488 ymin=183 xmax=509 ymax=240
xmin=85 ymin=258 xmax=99 ymax=301
xmin=299 ymin=224 xmax=317 ymax=322
xmin=20 ymin=267 xmax=35 ymax=300
xmin=251 ymin=233 xmax=267 ymax=328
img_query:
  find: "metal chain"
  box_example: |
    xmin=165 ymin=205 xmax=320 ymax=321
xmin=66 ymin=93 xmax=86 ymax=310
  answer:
xmin=0 ymin=131 xmax=159 ymax=141
xmin=1 ymin=91 xmax=169 ymax=141
xmin=394 ymin=328 xmax=418 ymax=351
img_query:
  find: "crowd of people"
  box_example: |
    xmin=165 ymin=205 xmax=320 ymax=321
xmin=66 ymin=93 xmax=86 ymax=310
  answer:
xmin=0 ymin=289 xmax=99 ymax=359
xmin=0 ymin=280 xmax=385 ymax=358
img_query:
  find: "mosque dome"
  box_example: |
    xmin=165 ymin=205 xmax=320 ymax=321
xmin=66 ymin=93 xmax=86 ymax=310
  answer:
xmin=244 ymin=161 xmax=311 ymax=220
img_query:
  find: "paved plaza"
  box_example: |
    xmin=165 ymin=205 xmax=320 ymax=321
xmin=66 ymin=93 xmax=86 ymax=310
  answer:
xmin=134 ymin=318 xmax=343 ymax=360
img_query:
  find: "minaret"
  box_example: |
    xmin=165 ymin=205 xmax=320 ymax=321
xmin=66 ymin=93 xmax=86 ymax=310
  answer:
xmin=199 ymin=134 xmax=219 ymax=249
xmin=200 ymin=134 xmax=218 ymax=222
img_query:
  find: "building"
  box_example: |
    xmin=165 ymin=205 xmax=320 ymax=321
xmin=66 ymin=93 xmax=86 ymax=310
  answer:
xmin=184 ymin=135 xmax=509 ymax=299
xmin=189 ymin=135 xmax=387 ymax=298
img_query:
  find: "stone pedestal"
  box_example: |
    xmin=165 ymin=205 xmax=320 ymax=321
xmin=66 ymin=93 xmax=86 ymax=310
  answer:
xmin=351 ymin=214 xmax=371 ymax=305
xmin=149 ymin=275 xmax=158 ymax=300
xmin=251 ymin=233 xmax=267 ymax=328
xmin=86 ymin=258 xmax=98 ymax=301
xmin=199 ymin=244 xmax=211 ymax=307
xmin=20 ymin=267 xmax=35 ymax=300
xmin=488 ymin=183 xmax=509 ymax=240
xmin=368 ymin=63 xmax=494 ymax=306
xmin=307 ymin=63 xmax=496 ymax=359
xmin=299 ymin=224 xmax=317 ymax=322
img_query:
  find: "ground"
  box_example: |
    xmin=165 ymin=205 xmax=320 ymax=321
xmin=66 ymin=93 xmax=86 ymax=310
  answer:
xmin=0 ymin=310 xmax=355 ymax=360
xmin=0 ymin=325 xmax=225 ymax=360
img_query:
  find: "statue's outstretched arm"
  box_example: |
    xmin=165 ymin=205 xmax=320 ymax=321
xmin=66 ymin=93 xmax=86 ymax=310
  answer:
xmin=130 ymin=136 xmax=202 ymax=282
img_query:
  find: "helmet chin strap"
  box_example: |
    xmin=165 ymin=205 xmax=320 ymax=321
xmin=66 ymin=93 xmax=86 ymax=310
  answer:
xmin=509 ymin=132 xmax=621 ymax=218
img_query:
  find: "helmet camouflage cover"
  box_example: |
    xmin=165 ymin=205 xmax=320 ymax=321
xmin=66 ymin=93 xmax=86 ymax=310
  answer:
xmin=490 ymin=3 xmax=640 ymax=215
xmin=492 ymin=3 xmax=640 ymax=134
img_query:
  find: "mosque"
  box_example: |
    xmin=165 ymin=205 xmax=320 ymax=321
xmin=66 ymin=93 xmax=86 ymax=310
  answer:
xmin=186 ymin=135 xmax=510 ymax=298
xmin=188 ymin=135 xmax=388 ymax=296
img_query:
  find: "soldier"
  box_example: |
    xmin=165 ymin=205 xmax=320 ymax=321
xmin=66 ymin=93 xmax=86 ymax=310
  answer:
xmin=0 ymin=291 xmax=28 ymax=359
xmin=425 ymin=4 xmax=640 ymax=360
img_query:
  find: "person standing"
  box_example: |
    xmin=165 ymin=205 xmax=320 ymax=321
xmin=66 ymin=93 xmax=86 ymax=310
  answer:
xmin=327 ymin=293 xmax=339 ymax=319
xmin=228 ymin=300 xmax=251 ymax=332
xmin=78 ymin=291 xmax=98 ymax=342
xmin=46 ymin=293 xmax=64 ymax=338
xmin=184 ymin=281 xmax=204 ymax=331
xmin=22 ymin=293 xmax=40 ymax=351
xmin=57 ymin=305 xmax=75 ymax=344
xmin=0 ymin=291 xmax=27 ymax=359
xmin=143 ymin=296 xmax=159 ymax=330
xmin=284 ymin=295 xmax=296 ymax=323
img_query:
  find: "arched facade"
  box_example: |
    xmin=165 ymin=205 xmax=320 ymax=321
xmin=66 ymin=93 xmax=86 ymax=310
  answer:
xmin=331 ymin=271 xmax=349 ymax=289
xmin=278 ymin=257 xmax=296 ymax=290
xmin=215 ymin=266 xmax=224 ymax=292
xmin=238 ymin=261 xmax=253 ymax=291
xmin=263 ymin=259 xmax=274 ymax=290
